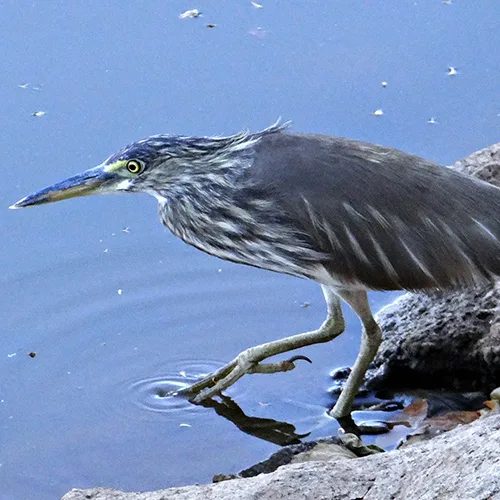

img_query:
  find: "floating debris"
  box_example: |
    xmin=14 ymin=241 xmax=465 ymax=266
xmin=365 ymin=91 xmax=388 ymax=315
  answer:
xmin=371 ymin=109 xmax=384 ymax=117
xmin=381 ymin=81 xmax=388 ymax=88
xmin=251 ymin=1 xmax=263 ymax=7
xmin=179 ymin=370 xmax=187 ymax=378
xmin=179 ymin=9 xmax=201 ymax=19
xmin=427 ymin=117 xmax=438 ymax=125
xmin=19 ymin=83 xmax=42 ymax=91
xmin=28 ymin=352 xmax=36 ymax=358
xmin=447 ymin=66 xmax=458 ymax=76
xmin=300 ymin=302 xmax=311 ymax=308
xmin=32 ymin=111 xmax=46 ymax=118
xmin=443 ymin=0 xmax=452 ymax=4
xmin=117 ymin=289 xmax=123 ymax=295
xmin=206 ymin=23 xmax=216 ymax=28
xmin=248 ymin=27 xmax=267 ymax=39
xmin=7 ymin=353 xmax=17 ymax=358
xmin=179 ymin=423 xmax=192 ymax=428
xmin=122 ymin=227 xmax=130 ymax=233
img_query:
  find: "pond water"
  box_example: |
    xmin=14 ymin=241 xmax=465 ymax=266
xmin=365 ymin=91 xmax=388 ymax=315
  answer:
xmin=1 ymin=1 xmax=499 ymax=499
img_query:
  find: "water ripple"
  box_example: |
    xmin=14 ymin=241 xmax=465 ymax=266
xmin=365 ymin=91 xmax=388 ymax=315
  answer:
xmin=125 ymin=359 xmax=231 ymax=416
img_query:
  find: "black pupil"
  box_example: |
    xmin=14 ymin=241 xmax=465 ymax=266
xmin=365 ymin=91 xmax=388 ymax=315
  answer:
xmin=129 ymin=162 xmax=139 ymax=172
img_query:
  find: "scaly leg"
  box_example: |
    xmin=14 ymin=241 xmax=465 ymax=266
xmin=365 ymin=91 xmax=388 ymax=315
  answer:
xmin=329 ymin=289 xmax=382 ymax=419
xmin=177 ymin=285 xmax=345 ymax=403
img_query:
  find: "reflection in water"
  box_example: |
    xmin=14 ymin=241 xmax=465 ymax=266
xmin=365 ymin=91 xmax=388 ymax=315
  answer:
xmin=196 ymin=394 xmax=310 ymax=446
xmin=128 ymin=361 xmax=311 ymax=446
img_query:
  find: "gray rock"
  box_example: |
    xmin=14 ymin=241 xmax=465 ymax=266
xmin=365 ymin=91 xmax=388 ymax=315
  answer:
xmin=365 ymin=283 xmax=500 ymax=391
xmin=453 ymin=141 xmax=500 ymax=186
xmin=62 ymin=413 xmax=500 ymax=500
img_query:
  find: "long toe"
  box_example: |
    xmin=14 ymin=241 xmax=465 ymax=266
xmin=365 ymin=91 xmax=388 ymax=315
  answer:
xmin=176 ymin=360 xmax=238 ymax=397
xmin=191 ymin=365 xmax=246 ymax=403
xmin=248 ymin=354 xmax=312 ymax=374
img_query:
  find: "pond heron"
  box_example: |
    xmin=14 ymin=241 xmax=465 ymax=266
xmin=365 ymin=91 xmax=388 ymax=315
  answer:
xmin=10 ymin=122 xmax=500 ymax=419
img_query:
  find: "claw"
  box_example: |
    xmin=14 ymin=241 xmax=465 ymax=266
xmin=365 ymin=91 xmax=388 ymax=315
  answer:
xmin=287 ymin=354 xmax=313 ymax=364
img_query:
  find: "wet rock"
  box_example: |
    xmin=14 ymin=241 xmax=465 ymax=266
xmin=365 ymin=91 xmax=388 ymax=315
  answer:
xmin=234 ymin=436 xmax=353 ymax=478
xmin=62 ymin=413 xmax=500 ymax=500
xmin=356 ymin=420 xmax=392 ymax=435
xmin=362 ymin=283 xmax=500 ymax=392
xmin=330 ymin=366 xmax=351 ymax=380
xmin=328 ymin=382 xmax=370 ymax=398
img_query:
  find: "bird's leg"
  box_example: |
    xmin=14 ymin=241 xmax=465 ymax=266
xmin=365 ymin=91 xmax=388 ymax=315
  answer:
xmin=329 ymin=289 xmax=382 ymax=419
xmin=178 ymin=286 xmax=345 ymax=402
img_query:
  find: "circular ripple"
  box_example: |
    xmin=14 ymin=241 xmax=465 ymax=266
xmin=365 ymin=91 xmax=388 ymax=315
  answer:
xmin=127 ymin=359 xmax=231 ymax=415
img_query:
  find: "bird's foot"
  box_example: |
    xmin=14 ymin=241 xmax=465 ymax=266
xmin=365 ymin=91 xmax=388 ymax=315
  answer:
xmin=176 ymin=348 xmax=312 ymax=403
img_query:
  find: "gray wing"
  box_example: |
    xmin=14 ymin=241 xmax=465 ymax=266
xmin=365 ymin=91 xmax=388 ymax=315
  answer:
xmin=250 ymin=131 xmax=500 ymax=291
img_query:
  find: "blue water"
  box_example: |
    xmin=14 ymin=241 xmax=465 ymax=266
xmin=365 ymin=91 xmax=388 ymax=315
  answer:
xmin=1 ymin=1 xmax=498 ymax=499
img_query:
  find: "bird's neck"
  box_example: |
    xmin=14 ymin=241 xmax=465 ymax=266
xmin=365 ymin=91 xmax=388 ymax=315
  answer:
xmin=156 ymin=159 xmax=249 ymax=249
xmin=154 ymin=161 xmax=326 ymax=278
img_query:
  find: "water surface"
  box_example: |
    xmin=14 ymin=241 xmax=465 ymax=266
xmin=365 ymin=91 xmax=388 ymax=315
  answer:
xmin=1 ymin=1 xmax=499 ymax=499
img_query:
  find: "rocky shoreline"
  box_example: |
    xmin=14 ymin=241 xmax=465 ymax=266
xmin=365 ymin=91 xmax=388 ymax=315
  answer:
xmin=63 ymin=411 xmax=500 ymax=500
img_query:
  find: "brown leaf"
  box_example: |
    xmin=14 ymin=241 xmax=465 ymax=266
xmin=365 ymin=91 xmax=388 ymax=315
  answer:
xmin=401 ymin=399 xmax=429 ymax=425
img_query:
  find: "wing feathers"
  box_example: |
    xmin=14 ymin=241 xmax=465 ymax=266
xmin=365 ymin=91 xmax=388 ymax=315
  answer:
xmin=252 ymin=132 xmax=500 ymax=291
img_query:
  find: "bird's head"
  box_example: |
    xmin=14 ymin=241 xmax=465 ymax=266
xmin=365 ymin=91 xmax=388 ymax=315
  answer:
xmin=9 ymin=122 xmax=287 ymax=210
xmin=9 ymin=136 xmax=198 ymax=209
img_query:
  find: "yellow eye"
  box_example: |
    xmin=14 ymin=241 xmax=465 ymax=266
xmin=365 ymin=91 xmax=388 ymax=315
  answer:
xmin=126 ymin=160 xmax=143 ymax=174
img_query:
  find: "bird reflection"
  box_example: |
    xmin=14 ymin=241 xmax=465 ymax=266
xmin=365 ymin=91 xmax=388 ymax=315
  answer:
xmin=193 ymin=394 xmax=310 ymax=446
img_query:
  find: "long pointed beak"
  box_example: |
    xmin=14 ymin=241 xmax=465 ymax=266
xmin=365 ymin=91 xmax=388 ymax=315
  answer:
xmin=9 ymin=166 xmax=114 ymax=209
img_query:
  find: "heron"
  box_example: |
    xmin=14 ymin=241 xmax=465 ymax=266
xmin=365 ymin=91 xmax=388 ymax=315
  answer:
xmin=10 ymin=121 xmax=500 ymax=420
